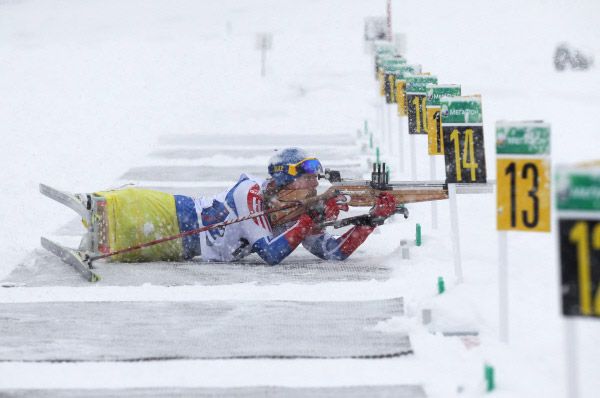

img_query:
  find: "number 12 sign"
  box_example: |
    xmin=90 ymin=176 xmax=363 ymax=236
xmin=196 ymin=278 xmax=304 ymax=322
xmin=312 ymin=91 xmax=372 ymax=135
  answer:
xmin=496 ymin=121 xmax=551 ymax=232
xmin=557 ymin=167 xmax=600 ymax=317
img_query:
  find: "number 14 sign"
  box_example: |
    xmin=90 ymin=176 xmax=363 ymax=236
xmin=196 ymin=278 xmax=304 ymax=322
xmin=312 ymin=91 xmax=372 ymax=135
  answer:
xmin=440 ymin=95 xmax=487 ymax=183
xmin=496 ymin=121 xmax=551 ymax=232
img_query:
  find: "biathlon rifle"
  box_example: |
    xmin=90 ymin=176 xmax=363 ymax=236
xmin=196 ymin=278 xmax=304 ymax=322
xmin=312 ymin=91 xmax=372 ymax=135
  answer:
xmin=268 ymin=162 xmax=449 ymax=228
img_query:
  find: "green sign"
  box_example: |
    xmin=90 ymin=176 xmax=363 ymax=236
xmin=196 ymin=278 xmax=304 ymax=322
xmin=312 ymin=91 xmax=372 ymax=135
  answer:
xmin=377 ymin=53 xmax=401 ymax=61
xmin=374 ymin=41 xmax=395 ymax=54
xmin=440 ymin=96 xmax=482 ymax=124
xmin=496 ymin=121 xmax=550 ymax=155
xmin=394 ymin=64 xmax=421 ymax=80
xmin=383 ymin=63 xmax=407 ymax=74
xmin=380 ymin=58 xmax=406 ymax=70
xmin=375 ymin=54 xmax=401 ymax=74
xmin=405 ymin=75 xmax=438 ymax=94
xmin=556 ymin=168 xmax=600 ymax=212
xmin=426 ymin=85 xmax=461 ymax=107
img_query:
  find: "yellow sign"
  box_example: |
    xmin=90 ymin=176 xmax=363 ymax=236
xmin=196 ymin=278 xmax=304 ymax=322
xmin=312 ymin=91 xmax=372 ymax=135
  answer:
xmin=378 ymin=68 xmax=385 ymax=97
xmin=395 ymin=80 xmax=407 ymax=116
xmin=426 ymin=106 xmax=443 ymax=155
xmin=497 ymin=158 xmax=551 ymax=232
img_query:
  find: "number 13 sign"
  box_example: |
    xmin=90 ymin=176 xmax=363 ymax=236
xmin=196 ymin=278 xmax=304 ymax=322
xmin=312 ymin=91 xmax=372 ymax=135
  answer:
xmin=496 ymin=121 xmax=551 ymax=232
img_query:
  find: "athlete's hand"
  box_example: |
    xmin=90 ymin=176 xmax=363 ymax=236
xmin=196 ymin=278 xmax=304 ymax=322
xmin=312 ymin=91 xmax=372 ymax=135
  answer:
xmin=308 ymin=195 xmax=348 ymax=223
xmin=297 ymin=213 xmax=315 ymax=231
xmin=323 ymin=195 xmax=349 ymax=221
xmin=370 ymin=192 xmax=396 ymax=219
xmin=295 ymin=213 xmax=316 ymax=238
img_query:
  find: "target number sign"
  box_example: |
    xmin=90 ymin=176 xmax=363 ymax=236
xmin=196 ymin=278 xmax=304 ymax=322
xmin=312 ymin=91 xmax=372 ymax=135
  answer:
xmin=557 ymin=168 xmax=600 ymax=317
xmin=426 ymin=85 xmax=461 ymax=155
xmin=496 ymin=122 xmax=551 ymax=232
xmin=406 ymin=75 xmax=437 ymax=135
xmin=440 ymin=96 xmax=487 ymax=183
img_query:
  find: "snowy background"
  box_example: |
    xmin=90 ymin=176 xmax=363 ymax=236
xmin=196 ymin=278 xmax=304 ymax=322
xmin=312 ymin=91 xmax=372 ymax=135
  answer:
xmin=1 ymin=0 xmax=600 ymax=396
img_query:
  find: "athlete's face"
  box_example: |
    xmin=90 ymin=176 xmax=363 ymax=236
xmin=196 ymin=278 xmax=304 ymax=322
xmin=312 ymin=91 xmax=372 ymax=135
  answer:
xmin=285 ymin=174 xmax=318 ymax=190
xmin=274 ymin=174 xmax=319 ymax=202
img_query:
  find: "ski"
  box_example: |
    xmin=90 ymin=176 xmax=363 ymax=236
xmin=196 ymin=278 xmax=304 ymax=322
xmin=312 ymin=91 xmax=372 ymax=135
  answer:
xmin=40 ymin=237 xmax=100 ymax=282
xmin=39 ymin=183 xmax=90 ymax=221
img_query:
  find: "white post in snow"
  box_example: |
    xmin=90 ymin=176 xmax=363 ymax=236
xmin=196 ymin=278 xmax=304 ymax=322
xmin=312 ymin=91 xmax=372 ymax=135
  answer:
xmin=398 ymin=115 xmax=405 ymax=173
xmin=564 ymin=319 xmax=579 ymax=398
xmin=429 ymin=155 xmax=438 ymax=229
xmin=498 ymin=231 xmax=508 ymax=343
xmin=380 ymin=97 xmax=386 ymax=146
xmin=376 ymin=99 xmax=382 ymax=141
xmin=386 ymin=0 xmax=392 ymax=41
xmin=255 ymin=33 xmax=273 ymax=77
xmin=410 ymin=135 xmax=417 ymax=180
xmin=387 ymin=104 xmax=393 ymax=155
xmin=448 ymin=183 xmax=463 ymax=283
xmin=261 ymin=47 xmax=267 ymax=77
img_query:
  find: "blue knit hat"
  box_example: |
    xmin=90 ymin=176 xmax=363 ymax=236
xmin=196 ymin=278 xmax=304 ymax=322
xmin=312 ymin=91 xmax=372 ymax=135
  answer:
xmin=267 ymin=147 xmax=322 ymax=188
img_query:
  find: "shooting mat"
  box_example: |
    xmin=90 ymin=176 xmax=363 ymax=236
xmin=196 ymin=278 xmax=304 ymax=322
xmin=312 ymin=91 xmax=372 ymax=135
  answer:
xmin=0 ymin=385 xmax=426 ymax=398
xmin=0 ymin=298 xmax=410 ymax=362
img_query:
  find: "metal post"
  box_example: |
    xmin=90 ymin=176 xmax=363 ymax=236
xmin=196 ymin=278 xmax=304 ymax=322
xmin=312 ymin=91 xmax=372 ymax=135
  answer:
xmin=256 ymin=33 xmax=272 ymax=78
xmin=386 ymin=0 xmax=392 ymax=41
xmin=565 ymin=319 xmax=579 ymax=398
xmin=380 ymin=97 xmax=385 ymax=146
xmin=261 ymin=47 xmax=266 ymax=77
xmin=410 ymin=134 xmax=417 ymax=180
xmin=387 ymin=105 xmax=393 ymax=155
xmin=448 ymin=184 xmax=463 ymax=283
xmin=498 ymin=231 xmax=508 ymax=343
xmin=398 ymin=114 xmax=405 ymax=173
xmin=429 ymin=156 xmax=438 ymax=228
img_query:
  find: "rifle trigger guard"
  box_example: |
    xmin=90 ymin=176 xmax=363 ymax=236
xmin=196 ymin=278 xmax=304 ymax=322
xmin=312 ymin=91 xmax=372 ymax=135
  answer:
xmin=395 ymin=206 xmax=409 ymax=219
xmin=336 ymin=195 xmax=350 ymax=205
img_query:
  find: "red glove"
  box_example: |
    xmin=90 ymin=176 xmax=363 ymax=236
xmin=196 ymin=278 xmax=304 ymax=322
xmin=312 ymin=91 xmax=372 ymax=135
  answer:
xmin=285 ymin=213 xmax=316 ymax=246
xmin=296 ymin=213 xmax=315 ymax=231
xmin=323 ymin=195 xmax=349 ymax=221
xmin=308 ymin=195 xmax=349 ymax=223
xmin=370 ymin=192 xmax=396 ymax=218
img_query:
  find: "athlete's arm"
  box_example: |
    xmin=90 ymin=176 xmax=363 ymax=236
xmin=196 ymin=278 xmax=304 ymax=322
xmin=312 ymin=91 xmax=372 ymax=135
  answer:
xmin=302 ymin=192 xmax=397 ymax=261
xmin=233 ymin=181 xmax=315 ymax=265
xmin=252 ymin=214 xmax=314 ymax=265
xmin=301 ymin=226 xmax=374 ymax=261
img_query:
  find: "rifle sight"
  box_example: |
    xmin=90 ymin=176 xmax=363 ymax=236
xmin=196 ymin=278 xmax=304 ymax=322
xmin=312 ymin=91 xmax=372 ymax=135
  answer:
xmin=371 ymin=162 xmax=391 ymax=190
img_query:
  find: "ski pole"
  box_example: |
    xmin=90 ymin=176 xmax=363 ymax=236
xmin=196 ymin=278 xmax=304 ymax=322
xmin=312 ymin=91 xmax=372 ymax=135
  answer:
xmin=86 ymin=202 xmax=301 ymax=264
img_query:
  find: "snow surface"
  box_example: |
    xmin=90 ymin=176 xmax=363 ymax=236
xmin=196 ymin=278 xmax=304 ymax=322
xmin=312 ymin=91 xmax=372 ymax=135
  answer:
xmin=1 ymin=0 xmax=600 ymax=396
